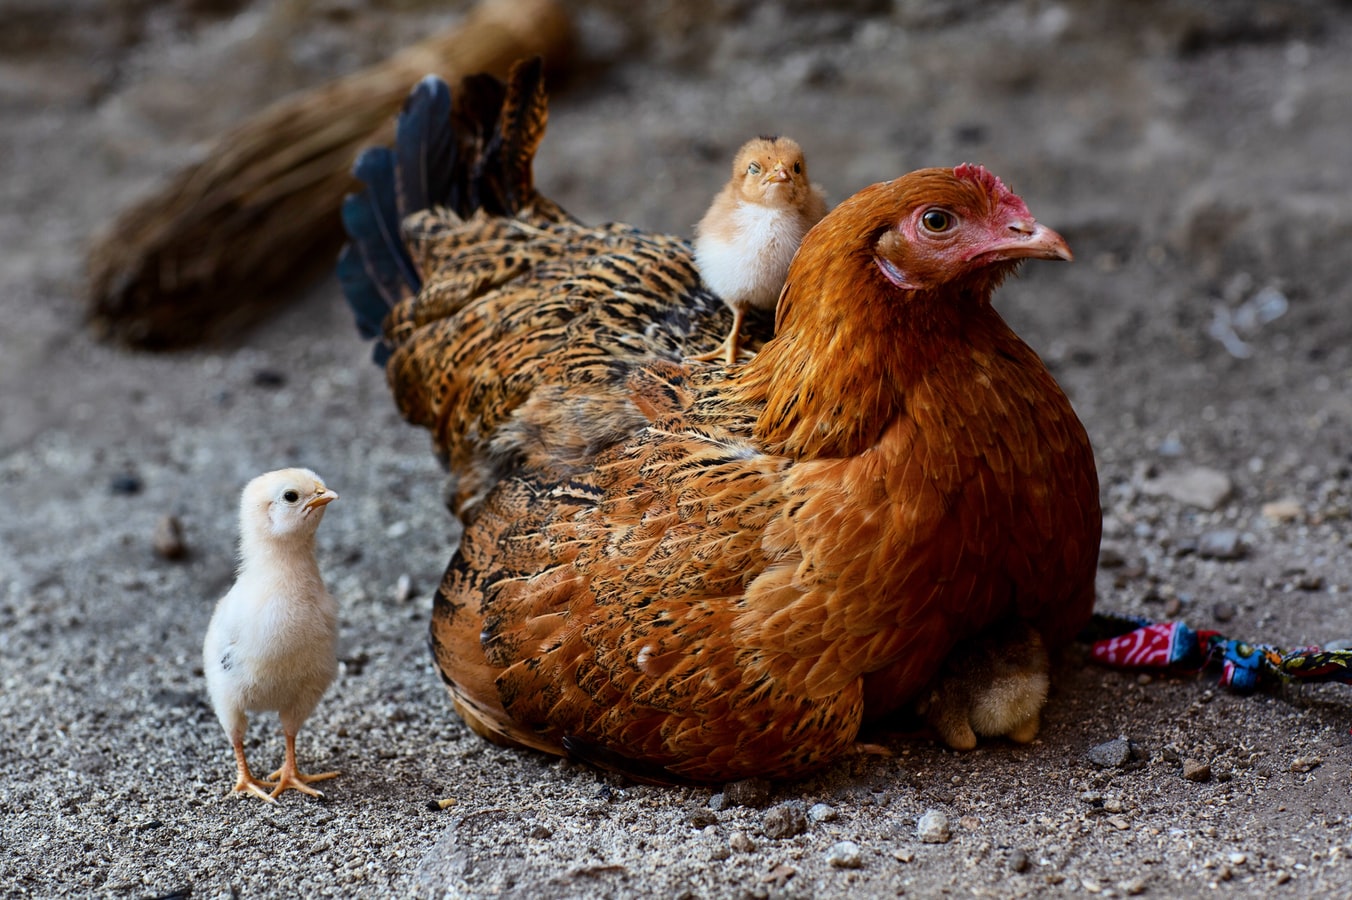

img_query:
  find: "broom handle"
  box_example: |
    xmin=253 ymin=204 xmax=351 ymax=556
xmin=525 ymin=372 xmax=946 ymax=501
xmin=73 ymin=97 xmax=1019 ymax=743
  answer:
xmin=87 ymin=0 xmax=572 ymax=348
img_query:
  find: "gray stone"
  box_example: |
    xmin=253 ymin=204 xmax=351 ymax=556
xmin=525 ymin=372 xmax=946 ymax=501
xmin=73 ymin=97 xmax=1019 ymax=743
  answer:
xmin=1087 ymin=736 xmax=1132 ymax=768
xmin=808 ymin=802 xmax=838 ymax=822
xmin=827 ymin=840 xmax=864 ymax=868
xmin=762 ymin=801 xmax=809 ymax=839
xmin=1141 ymin=466 xmax=1233 ymax=510
xmin=1198 ymin=529 xmax=1246 ymax=560
xmin=917 ymin=809 xmax=951 ymax=844
xmin=723 ymin=777 xmax=772 ymax=809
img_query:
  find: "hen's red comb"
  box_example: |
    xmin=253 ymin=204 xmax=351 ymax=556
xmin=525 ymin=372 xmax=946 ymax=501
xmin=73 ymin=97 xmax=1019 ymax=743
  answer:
xmin=953 ymin=163 xmax=1010 ymax=197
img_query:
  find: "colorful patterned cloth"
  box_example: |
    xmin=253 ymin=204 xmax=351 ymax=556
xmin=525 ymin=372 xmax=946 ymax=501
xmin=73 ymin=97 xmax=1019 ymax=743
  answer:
xmin=1087 ymin=613 xmax=1352 ymax=693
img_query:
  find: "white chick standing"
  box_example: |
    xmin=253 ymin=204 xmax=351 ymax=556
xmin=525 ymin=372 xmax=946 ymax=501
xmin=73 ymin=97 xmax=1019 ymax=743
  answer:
xmin=692 ymin=135 xmax=828 ymax=365
xmin=203 ymin=468 xmax=340 ymax=801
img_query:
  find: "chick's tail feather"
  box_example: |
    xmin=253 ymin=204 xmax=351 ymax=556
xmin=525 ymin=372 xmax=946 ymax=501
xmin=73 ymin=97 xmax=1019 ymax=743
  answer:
xmin=337 ymin=57 xmax=549 ymax=364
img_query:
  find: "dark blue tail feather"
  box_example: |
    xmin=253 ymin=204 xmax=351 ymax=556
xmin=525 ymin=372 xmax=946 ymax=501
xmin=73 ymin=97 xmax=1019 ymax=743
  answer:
xmin=395 ymin=75 xmax=457 ymax=222
xmin=338 ymin=59 xmax=546 ymax=365
xmin=339 ymin=76 xmax=457 ymax=366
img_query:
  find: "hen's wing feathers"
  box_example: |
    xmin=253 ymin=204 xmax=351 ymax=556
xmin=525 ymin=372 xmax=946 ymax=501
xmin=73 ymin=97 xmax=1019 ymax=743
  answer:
xmin=465 ymin=419 xmax=868 ymax=781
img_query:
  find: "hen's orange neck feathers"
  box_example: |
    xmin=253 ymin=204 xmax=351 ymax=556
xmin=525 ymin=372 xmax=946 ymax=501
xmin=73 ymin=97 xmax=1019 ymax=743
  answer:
xmin=735 ymin=166 xmax=1071 ymax=459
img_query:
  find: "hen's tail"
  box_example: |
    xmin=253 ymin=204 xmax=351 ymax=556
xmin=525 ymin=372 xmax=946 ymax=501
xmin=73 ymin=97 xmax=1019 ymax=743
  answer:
xmin=337 ymin=56 xmax=549 ymax=364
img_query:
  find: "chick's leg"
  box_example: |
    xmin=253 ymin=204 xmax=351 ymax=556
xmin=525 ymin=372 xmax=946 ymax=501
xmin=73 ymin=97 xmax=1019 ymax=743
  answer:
xmin=688 ymin=308 xmax=748 ymax=365
xmin=267 ymin=731 xmax=339 ymax=799
xmin=229 ymin=733 xmax=278 ymax=803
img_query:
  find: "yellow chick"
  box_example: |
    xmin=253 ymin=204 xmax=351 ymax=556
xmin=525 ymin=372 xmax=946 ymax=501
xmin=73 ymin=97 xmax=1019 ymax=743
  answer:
xmin=692 ymin=136 xmax=828 ymax=365
xmin=918 ymin=622 xmax=1051 ymax=752
xmin=203 ymin=468 xmax=340 ymax=802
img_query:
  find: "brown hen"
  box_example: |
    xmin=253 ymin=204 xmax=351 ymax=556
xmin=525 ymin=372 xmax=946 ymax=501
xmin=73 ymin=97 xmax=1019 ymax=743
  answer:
xmin=338 ymin=59 xmax=1100 ymax=783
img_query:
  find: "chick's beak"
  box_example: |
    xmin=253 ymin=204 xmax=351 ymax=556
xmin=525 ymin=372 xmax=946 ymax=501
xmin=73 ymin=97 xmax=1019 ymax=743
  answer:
xmin=979 ymin=220 xmax=1073 ymax=263
xmin=304 ymin=490 xmax=338 ymax=512
xmin=765 ymin=164 xmax=791 ymax=185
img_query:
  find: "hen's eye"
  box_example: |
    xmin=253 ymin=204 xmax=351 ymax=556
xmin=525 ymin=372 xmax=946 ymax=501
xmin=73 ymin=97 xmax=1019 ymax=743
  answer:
xmin=283 ymin=490 xmax=300 ymax=503
xmin=747 ymin=162 xmax=762 ymax=175
xmin=920 ymin=209 xmax=954 ymax=233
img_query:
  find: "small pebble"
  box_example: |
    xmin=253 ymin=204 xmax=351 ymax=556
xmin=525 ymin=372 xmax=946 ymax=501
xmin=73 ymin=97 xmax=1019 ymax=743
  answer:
xmin=1261 ymin=499 xmax=1302 ymax=522
xmin=917 ymin=809 xmax=951 ymax=844
xmin=1290 ymin=756 xmax=1321 ymax=773
xmin=110 ymin=473 xmax=143 ymax=495
xmin=1098 ymin=545 xmax=1126 ymax=568
xmin=1087 ymin=736 xmax=1132 ymax=768
xmin=723 ymin=777 xmax=772 ymax=809
xmin=688 ymin=808 xmax=718 ymax=828
xmin=1182 ymin=758 xmax=1212 ymax=782
xmin=708 ymin=844 xmax=730 ymax=861
xmin=893 ymin=848 xmax=914 ymax=864
xmin=1120 ymin=876 xmax=1148 ymax=895
xmin=1198 ymin=529 xmax=1246 ymax=560
xmin=759 ymin=864 xmax=797 ymax=885
xmin=808 ymin=803 xmax=837 ymax=823
xmin=1229 ymin=852 xmax=1247 ymax=866
xmin=1211 ymin=601 xmax=1236 ymax=623
xmin=1107 ymin=815 xmax=1130 ymax=830
xmin=1141 ymin=466 xmax=1232 ymax=510
xmin=826 ymin=841 xmax=863 ymax=869
xmin=152 ymin=514 xmax=187 ymax=560
xmin=762 ymin=801 xmax=808 ymax=839
xmin=251 ymin=368 xmax=287 ymax=388
xmin=1009 ymin=849 xmax=1030 ymax=873
xmin=729 ymin=831 xmax=756 ymax=853
xmin=393 ymin=573 xmax=413 ymax=603
xmin=529 ymin=823 xmax=552 ymax=839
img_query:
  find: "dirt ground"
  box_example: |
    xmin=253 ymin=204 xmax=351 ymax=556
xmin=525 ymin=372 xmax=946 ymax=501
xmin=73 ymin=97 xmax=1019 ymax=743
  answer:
xmin=2 ymin=0 xmax=1351 ymax=896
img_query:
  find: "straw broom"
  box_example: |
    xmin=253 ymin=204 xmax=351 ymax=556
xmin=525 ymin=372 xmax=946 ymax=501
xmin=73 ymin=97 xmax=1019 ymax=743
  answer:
xmin=86 ymin=0 xmax=573 ymax=349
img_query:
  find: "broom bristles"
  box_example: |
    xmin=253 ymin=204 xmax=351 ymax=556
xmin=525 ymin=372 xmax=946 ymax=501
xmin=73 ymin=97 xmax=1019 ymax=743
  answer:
xmin=86 ymin=0 xmax=573 ymax=349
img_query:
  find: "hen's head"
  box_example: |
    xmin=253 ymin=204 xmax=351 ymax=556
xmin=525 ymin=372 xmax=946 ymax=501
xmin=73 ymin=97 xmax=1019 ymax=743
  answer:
xmin=728 ymin=136 xmax=816 ymax=211
xmin=809 ymin=164 xmax=1070 ymax=303
xmin=239 ymin=468 xmax=338 ymax=545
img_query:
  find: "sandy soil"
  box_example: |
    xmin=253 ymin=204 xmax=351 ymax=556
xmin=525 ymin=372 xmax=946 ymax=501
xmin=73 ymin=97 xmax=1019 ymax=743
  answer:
xmin=2 ymin=0 xmax=1350 ymax=896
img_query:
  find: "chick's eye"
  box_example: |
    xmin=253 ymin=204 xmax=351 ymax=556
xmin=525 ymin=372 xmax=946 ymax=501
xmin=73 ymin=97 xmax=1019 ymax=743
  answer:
xmin=920 ymin=209 xmax=954 ymax=233
xmin=747 ymin=162 xmax=761 ymax=175
xmin=793 ymin=161 xmax=802 ymax=174
xmin=283 ymin=490 xmax=300 ymax=503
